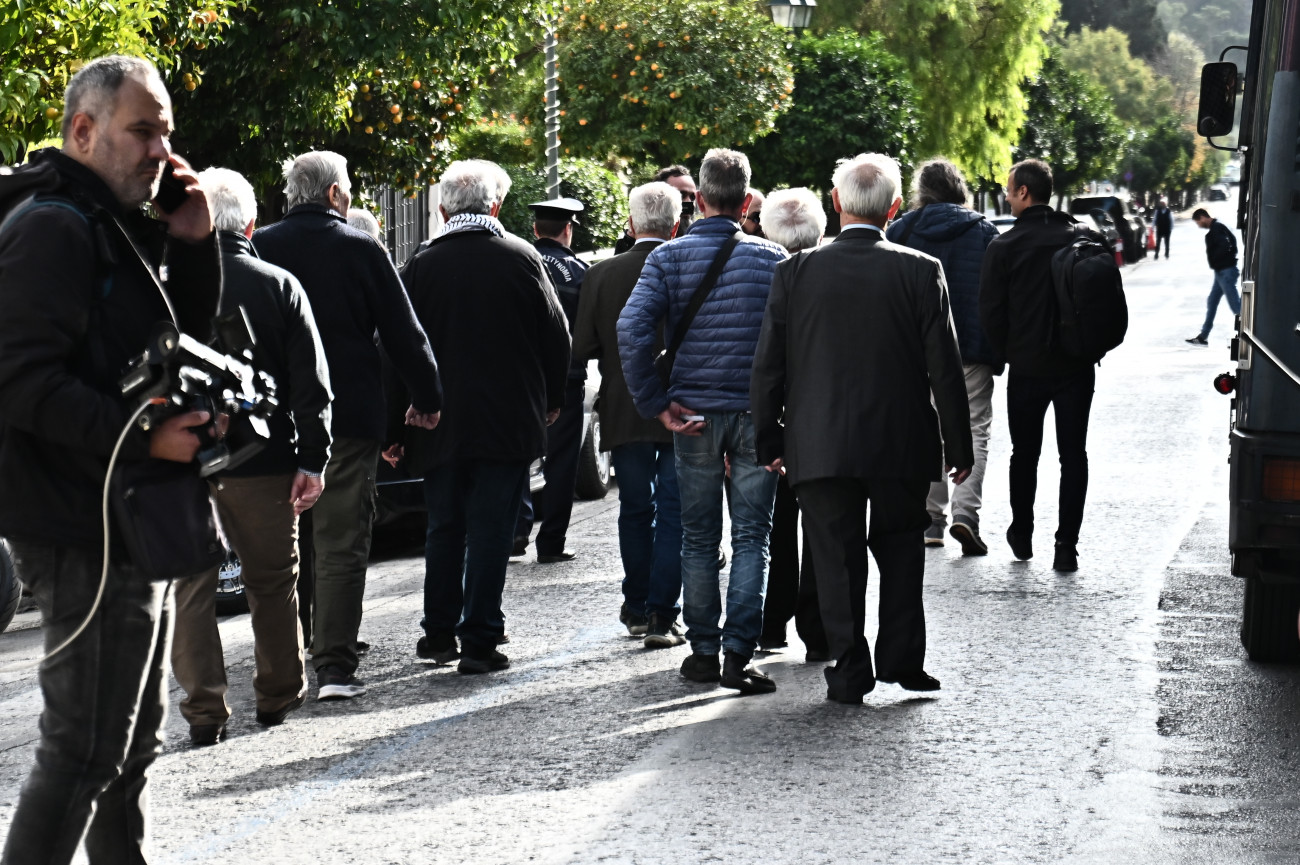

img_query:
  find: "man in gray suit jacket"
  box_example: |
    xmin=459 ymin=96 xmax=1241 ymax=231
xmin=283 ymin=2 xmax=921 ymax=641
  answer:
xmin=751 ymin=153 xmax=973 ymax=704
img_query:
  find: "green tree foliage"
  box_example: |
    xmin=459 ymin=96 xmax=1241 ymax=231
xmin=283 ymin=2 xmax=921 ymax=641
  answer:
xmin=167 ymin=0 xmax=552 ymax=201
xmin=1015 ymin=54 xmax=1124 ymax=195
xmin=1157 ymin=0 xmax=1250 ymax=62
xmin=0 ymin=0 xmax=238 ymax=164
xmin=1057 ymin=26 xmax=1174 ymax=128
xmin=1059 ymin=0 xmax=1168 ymax=59
xmin=498 ymin=158 xmax=628 ymax=252
xmin=555 ymin=0 xmax=793 ymax=165
xmin=1122 ymin=113 xmax=1194 ymax=193
xmin=747 ymin=30 xmax=919 ymax=192
xmin=860 ymin=0 xmax=1058 ymax=185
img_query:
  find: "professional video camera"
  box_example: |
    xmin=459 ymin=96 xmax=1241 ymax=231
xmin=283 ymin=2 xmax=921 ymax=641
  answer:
xmin=119 ymin=308 xmax=278 ymax=477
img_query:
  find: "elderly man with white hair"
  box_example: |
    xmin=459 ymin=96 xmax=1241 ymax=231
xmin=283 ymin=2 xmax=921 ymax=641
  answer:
xmin=255 ymin=151 xmax=442 ymax=701
xmin=396 ymin=159 xmax=570 ymax=675
xmin=751 ymin=153 xmax=972 ymax=704
xmin=574 ymin=181 xmax=685 ymax=647
xmin=169 ymin=167 xmax=333 ymax=744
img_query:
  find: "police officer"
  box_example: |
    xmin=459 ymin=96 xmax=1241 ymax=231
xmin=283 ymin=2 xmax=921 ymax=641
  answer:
xmin=515 ymin=198 xmax=589 ymax=562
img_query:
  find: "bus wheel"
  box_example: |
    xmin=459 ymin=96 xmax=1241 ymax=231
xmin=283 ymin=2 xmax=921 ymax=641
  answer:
xmin=1241 ymin=573 xmax=1300 ymax=663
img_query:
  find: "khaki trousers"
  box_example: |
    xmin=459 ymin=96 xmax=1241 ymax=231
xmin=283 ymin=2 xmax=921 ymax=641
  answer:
xmin=172 ymin=474 xmax=306 ymax=725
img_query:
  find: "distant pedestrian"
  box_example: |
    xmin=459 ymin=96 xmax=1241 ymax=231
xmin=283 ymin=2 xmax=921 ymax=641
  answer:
xmin=619 ymin=148 xmax=788 ymax=694
xmin=755 ymin=187 xmax=829 ymax=661
xmin=886 ymin=157 xmax=1000 ymax=556
xmin=398 ymin=159 xmax=571 ymax=674
xmin=255 ymin=150 xmax=443 ymax=701
xmin=172 ymin=167 xmax=332 ymax=743
xmin=1185 ymin=207 xmax=1240 ymax=346
xmin=573 ymin=181 xmax=685 ymax=647
xmin=979 ymin=158 xmax=1106 ymax=572
xmin=514 ymin=197 xmax=589 ymax=563
xmin=742 ymin=187 xmax=766 ymax=237
xmin=751 ymin=153 xmax=972 ymax=704
xmin=1153 ymin=198 xmax=1172 ymax=259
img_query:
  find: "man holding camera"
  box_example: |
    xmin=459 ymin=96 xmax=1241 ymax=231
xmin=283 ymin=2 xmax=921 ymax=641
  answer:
xmin=0 ymin=56 xmax=221 ymax=864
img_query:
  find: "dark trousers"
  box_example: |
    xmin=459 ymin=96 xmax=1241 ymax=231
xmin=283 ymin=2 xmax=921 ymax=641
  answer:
xmin=610 ymin=441 xmax=681 ymax=618
xmin=517 ymin=380 xmax=585 ymax=555
xmin=424 ymin=458 xmax=530 ymax=656
xmin=1006 ymin=368 xmax=1095 ymax=546
xmin=2 ymin=542 xmax=172 ymax=865
xmin=796 ymin=477 xmax=929 ymax=695
xmin=760 ymin=474 xmax=826 ymax=652
xmin=1156 ymin=228 xmax=1170 ymax=258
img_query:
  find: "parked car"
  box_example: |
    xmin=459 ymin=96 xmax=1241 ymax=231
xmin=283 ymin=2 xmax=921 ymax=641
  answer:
xmin=990 ymin=215 xmax=1018 ymax=233
xmin=1069 ymin=195 xmax=1145 ymax=263
xmin=1209 ymin=184 xmax=1230 ymax=201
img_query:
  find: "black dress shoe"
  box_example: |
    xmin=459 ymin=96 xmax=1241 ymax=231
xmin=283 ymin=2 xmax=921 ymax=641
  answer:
xmin=537 ymin=550 xmax=576 ymax=563
xmin=720 ymin=651 xmax=776 ymax=694
xmin=878 ymin=671 xmax=941 ymax=692
xmin=804 ymin=648 xmax=831 ymax=663
xmin=1053 ymin=543 xmax=1079 ymax=572
xmin=823 ymin=667 xmax=873 ymax=703
xmin=256 ymin=694 xmax=306 ymax=727
xmin=511 ymin=536 xmax=528 ymax=556
xmin=189 ymin=723 xmax=227 ymax=746
xmin=1006 ymin=525 xmax=1033 ymax=560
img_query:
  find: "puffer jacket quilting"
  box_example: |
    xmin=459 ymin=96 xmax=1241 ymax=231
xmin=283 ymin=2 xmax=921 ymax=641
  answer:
xmin=618 ymin=216 xmax=788 ymax=417
xmin=887 ymin=204 xmax=1000 ymax=367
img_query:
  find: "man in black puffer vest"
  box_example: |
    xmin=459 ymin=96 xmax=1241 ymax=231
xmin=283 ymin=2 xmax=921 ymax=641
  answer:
xmin=979 ymin=159 xmax=1105 ymax=574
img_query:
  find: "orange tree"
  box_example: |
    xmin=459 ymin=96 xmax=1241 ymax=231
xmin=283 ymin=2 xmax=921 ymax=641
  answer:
xmin=167 ymin=0 xmax=553 ymax=204
xmin=555 ymin=0 xmax=793 ymax=166
xmin=0 ymin=0 xmax=239 ymax=164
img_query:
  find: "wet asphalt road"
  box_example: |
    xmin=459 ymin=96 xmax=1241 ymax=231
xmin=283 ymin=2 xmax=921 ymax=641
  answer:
xmin=1 ymin=203 xmax=1298 ymax=863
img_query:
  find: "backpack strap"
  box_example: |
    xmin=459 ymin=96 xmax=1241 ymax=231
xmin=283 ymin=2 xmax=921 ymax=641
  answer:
xmin=0 ymin=194 xmax=115 ymax=300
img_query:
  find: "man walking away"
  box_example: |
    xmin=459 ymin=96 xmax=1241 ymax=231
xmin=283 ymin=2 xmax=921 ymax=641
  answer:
xmin=979 ymin=159 xmax=1106 ymax=573
xmin=573 ymin=181 xmax=685 ymax=647
xmin=1185 ymin=208 xmax=1240 ymax=346
xmin=886 ymin=158 xmax=1000 ymax=556
xmin=752 ymin=153 xmax=972 ymax=705
xmin=1153 ymin=198 xmax=1173 ymax=259
xmin=515 ymin=197 xmax=589 ymax=563
xmin=255 ymin=151 xmax=442 ymax=701
xmin=398 ymin=160 xmax=571 ymax=674
xmin=171 ymin=167 xmax=332 ymax=745
xmin=619 ymin=148 xmax=789 ymax=694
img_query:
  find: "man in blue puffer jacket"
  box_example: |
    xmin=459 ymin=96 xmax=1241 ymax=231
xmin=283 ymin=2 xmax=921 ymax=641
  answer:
xmin=618 ymin=148 xmax=788 ymax=694
xmin=886 ymin=158 xmax=1000 ymax=556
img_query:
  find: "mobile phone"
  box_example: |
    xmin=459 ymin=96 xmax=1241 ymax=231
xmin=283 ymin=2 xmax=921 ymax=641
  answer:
xmin=154 ymin=162 xmax=189 ymax=214
xmin=681 ymin=414 xmax=706 ymax=423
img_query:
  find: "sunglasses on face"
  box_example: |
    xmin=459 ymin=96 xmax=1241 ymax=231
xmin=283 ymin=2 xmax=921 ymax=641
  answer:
xmin=745 ymin=212 xmax=761 ymax=222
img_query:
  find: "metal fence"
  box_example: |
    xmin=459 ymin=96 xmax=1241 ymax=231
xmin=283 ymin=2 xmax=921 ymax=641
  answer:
xmin=375 ymin=187 xmax=432 ymax=268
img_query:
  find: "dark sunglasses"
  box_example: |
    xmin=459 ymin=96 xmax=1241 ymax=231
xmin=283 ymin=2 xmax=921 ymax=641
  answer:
xmin=745 ymin=212 xmax=761 ymax=222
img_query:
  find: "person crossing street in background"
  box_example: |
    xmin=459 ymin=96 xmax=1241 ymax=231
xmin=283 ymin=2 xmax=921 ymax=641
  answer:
xmin=1185 ymin=208 xmax=1240 ymax=347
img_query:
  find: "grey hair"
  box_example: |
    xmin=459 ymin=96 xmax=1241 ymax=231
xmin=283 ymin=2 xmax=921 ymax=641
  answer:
xmin=760 ymin=188 xmax=826 ymax=253
xmin=439 ymin=159 xmax=512 ymax=216
xmin=832 ymin=153 xmax=902 ymax=221
xmin=62 ymin=55 xmax=164 ymax=139
xmin=746 ymin=187 xmax=765 ymax=207
xmin=347 ymin=208 xmax=383 ymax=243
xmin=628 ymin=181 xmax=680 ymax=238
xmin=283 ymin=151 xmax=350 ymax=209
xmin=197 ymin=167 xmax=257 ymax=234
xmin=698 ymin=148 xmax=751 ymax=212
xmin=910 ymin=157 xmax=970 ymax=209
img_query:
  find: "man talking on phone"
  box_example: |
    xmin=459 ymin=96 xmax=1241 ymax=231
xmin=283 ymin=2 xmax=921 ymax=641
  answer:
xmin=0 ymin=56 xmax=221 ymax=864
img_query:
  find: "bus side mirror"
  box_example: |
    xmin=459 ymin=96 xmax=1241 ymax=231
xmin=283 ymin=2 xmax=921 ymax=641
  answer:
xmin=1198 ymin=62 xmax=1239 ymax=137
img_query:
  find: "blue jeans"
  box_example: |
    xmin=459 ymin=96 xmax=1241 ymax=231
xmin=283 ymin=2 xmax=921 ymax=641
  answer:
xmin=1199 ymin=265 xmax=1241 ymax=338
xmin=2 ymin=542 xmax=172 ymax=865
xmin=674 ymin=412 xmax=779 ymax=660
xmin=610 ymin=442 xmax=681 ymax=619
xmin=422 ymin=459 xmax=530 ymax=657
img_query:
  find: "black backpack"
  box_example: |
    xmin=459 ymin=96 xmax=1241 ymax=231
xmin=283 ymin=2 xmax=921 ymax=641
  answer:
xmin=1051 ymin=226 xmax=1127 ymax=361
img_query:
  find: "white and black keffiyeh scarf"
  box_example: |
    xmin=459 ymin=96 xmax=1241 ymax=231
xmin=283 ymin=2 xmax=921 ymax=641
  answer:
xmin=438 ymin=212 xmax=506 ymax=239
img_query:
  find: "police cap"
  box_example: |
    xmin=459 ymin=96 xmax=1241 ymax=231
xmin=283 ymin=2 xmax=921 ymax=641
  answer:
xmin=528 ymin=197 xmax=585 ymax=225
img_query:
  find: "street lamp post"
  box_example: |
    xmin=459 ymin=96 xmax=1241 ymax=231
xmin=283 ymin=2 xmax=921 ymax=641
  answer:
xmin=544 ymin=22 xmax=561 ymax=200
xmin=765 ymin=0 xmax=817 ymax=30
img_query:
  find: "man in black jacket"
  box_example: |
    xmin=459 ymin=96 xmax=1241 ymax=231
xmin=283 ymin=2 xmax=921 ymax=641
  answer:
xmin=1186 ymin=208 xmax=1240 ymax=346
xmin=0 ymin=56 xmax=220 ymax=863
xmin=255 ymin=151 xmax=442 ymax=701
xmin=751 ymin=152 xmax=972 ymax=704
xmin=398 ymin=159 xmax=570 ymax=674
xmin=980 ymin=159 xmax=1104 ymax=572
xmin=171 ymin=167 xmax=333 ymax=745
xmin=1153 ymin=198 xmax=1173 ymax=259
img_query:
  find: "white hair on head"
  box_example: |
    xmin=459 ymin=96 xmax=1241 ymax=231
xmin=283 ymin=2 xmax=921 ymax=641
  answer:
xmin=628 ymin=181 xmax=680 ymax=238
xmin=760 ymin=187 xmax=826 ymax=253
xmin=283 ymin=151 xmax=350 ymax=209
xmin=439 ymin=159 xmax=512 ymax=216
xmin=347 ymin=208 xmax=382 ymax=242
xmin=197 ymin=167 xmax=257 ymax=234
xmin=832 ymin=153 xmax=902 ymax=221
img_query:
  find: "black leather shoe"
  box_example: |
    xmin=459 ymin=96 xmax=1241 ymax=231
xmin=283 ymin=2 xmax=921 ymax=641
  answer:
xmin=1006 ymin=525 xmax=1033 ymax=560
xmin=805 ymin=648 xmax=831 ymax=663
xmin=823 ymin=667 xmax=873 ymax=703
xmin=416 ymin=634 xmax=460 ymax=665
xmin=189 ymin=723 xmax=226 ymax=746
xmin=680 ymin=652 xmax=721 ymax=683
xmin=511 ymin=536 xmax=528 ymax=556
xmin=879 ymin=671 xmax=941 ymax=692
xmin=256 ymin=694 xmax=306 ymax=727
xmin=537 ymin=550 xmax=576 ymax=563
xmin=1053 ymin=544 xmax=1079 ymax=572
xmin=720 ymin=651 xmax=776 ymax=694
